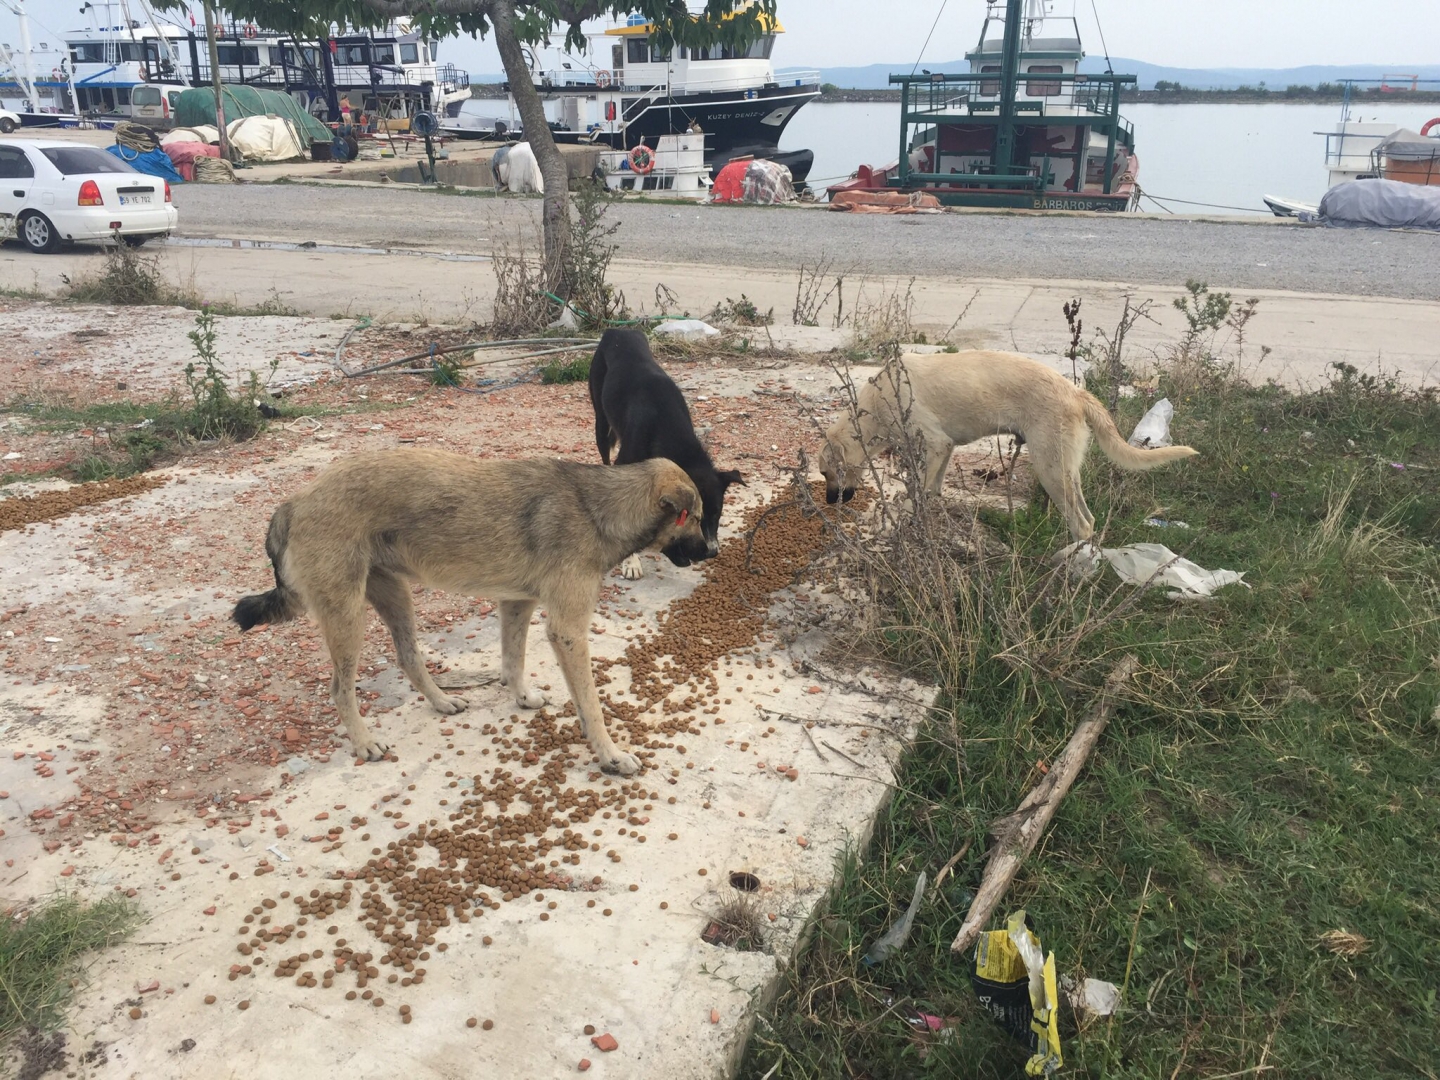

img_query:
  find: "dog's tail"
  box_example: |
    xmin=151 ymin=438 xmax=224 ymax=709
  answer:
xmin=232 ymin=503 xmax=302 ymax=631
xmin=1081 ymin=392 xmax=1199 ymax=471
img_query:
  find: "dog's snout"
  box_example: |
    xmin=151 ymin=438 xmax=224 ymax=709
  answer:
xmin=825 ymin=487 xmax=840 ymax=504
xmin=840 ymin=487 xmax=856 ymax=503
xmin=706 ymin=538 xmax=719 ymax=558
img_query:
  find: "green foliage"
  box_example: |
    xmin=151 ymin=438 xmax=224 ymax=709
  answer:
xmin=162 ymin=0 xmax=778 ymax=60
xmin=1153 ymin=78 xmax=1183 ymax=92
xmin=1173 ymin=279 xmax=1232 ymax=352
xmin=539 ymin=354 xmax=591 ymax=384
xmin=62 ymin=240 xmax=167 ymax=306
xmin=710 ymin=293 xmax=773 ymax=326
xmin=184 ymin=307 xmax=275 ymax=442
xmin=0 ymin=895 xmax=141 ymax=1041
xmin=742 ymin=362 xmax=1440 ymax=1079
xmin=820 ymin=82 xmax=840 ymax=95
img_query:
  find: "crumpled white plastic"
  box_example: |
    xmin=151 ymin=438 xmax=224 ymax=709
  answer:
xmin=654 ymin=318 xmax=720 ymax=340
xmin=1056 ymin=541 xmax=1249 ymax=600
xmin=1128 ymin=397 xmax=1174 ymax=448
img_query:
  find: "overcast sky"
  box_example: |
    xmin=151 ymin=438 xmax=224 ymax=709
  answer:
xmin=9 ymin=0 xmax=1439 ymax=75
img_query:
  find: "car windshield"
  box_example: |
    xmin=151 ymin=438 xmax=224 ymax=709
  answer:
xmin=39 ymin=147 xmax=135 ymax=176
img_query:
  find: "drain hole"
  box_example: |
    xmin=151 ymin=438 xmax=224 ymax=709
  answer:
xmin=729 ymin=871 xmax=760 ymax=892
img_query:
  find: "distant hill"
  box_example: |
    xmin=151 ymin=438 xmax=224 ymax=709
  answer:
xmin=793 ymin=58 xmax=1440 ymax=91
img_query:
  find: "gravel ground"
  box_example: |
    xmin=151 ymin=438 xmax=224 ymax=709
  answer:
xmin=171 ymin=183 xmax=1440 ymax=301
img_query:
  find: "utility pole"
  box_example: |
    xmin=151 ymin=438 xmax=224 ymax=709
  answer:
xmin=202 ymin=0 xmax=229 ymax=160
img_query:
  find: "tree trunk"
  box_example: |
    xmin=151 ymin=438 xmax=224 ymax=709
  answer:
xmin=491 ymin=0 xmax=572 ymax=295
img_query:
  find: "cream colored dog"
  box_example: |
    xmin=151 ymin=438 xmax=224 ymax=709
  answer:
xmin=819 ymin=351 xmax=1198 ymax=542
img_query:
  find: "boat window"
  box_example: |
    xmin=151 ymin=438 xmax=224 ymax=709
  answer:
xmin=650 ymin=41 xmax=670 ymax=63
xmin=0 ymin=147 xmax=35 ymax=180
xmin=118 ymin=42 xmax=144 ymax=62
xmin=400 ymin=43 xmax=419 ymax=64
xmin=1026 ymin=64 xmax=1063 ymax=97
xmin=217 ymin=45 xmax=261 ymax=66
xmin=612 ymin=43 xmax=624 ymax=69
xmin=116 ymin=88 xmax=130 ymax=106
xmin=626 ymin=38 xmax=649 ymax=64
xmin=69 ymin=42 xmax=107 ymax=64
xmin=335 ymin=44 xmax=369 ymax=65
xmin=373 ymin=44 xmax=395 ymax=65
xmin=427 ymin=42 xmax=437 ymax=60
xmin=746 ymin=36 xmax=774 ymax=59
xmin=40 ymin=146 xmax=134 ymax=175
xmin=979 ymin=64 xmax=1001 ymax=96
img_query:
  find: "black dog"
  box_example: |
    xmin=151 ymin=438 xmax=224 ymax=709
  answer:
xmin=588 ymin=328 xmax=744 ymax=577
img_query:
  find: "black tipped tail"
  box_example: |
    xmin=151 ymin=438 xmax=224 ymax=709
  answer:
xmin=232 ymin=589 xmax=298 ymax=631
xmin=233 ymin=501 xmax=299 ymax=631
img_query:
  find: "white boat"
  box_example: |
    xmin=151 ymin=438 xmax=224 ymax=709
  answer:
xmin=599 ymin=132 xmax=711 ymax=196
xmin=507 ymin=4 xmax=819 ymax=183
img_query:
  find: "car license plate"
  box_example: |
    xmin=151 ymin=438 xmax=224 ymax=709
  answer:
xmin=119 ymin=194 xmax=152 ymax=206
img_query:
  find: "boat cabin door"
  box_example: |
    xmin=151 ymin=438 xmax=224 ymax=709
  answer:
xmin=612 ymin=42 xmax=623 ymax=74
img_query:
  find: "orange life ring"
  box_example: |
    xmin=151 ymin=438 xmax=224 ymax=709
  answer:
xmin=595 ymin=69 xmax=612 ymax=89
xmin=628 ymin=143 xmax=654 ymax=174
xmin=244 ymin=24 xmax=257 ymax=39
xmin=1422 ymin=117 xmax=1440 ymax=137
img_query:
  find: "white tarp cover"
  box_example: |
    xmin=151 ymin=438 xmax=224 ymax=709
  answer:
xmin=1318 ymin=178 xmax=1440 ymax=229
xmin=491 ymin=142 xmax=544 ymax=194
xmin=225 ymin=115 xmax=304 ymax=163
xmin=1377 ymin=128 xmax=1440 ymax=161
xmin=161 ymin=125 xmax=219 ymax=146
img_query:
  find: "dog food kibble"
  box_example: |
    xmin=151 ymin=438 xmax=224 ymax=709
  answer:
xmin=482 ymin=1019 xmax=494 ymax=1031
xmin=238 ymin=1000 xmax=250 ymax=1011
xmin=128 ymin=1007 xmax=142 ymax=1020
xmin=466 ymin=1017 xmax=478 ymax=1028
xmin=204 ymin=995 xmax=216 ymax=1005
xmin=583 ymin=1024 xmax=596 ymax=1036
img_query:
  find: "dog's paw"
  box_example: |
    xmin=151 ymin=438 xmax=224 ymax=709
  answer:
xmin=620 ymin=554 xmax=645 ymax=580
xmin=599 ymin=748 xmax=642 ymax=776
xmin=514 ymin=688 xmax=545 ymax=710
xmin=352 ymin=735 xmax=392 ymax=761
xmin=432 ymin=694 xmax=468 ymax=715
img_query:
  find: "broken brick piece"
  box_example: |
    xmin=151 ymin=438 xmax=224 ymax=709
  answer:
xmin=590 ymin=1033 xmax=618 ymax=1052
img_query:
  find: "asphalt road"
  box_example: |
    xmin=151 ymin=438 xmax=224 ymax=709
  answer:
xmin=170 ymin=184 xmax=1440 ymax=301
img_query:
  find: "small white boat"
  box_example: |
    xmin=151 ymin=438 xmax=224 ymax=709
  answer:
xmin=1261 ymin=194 xmax=1318 ymax=218
xmin=599 ymin=132 xmax=711 ymax=197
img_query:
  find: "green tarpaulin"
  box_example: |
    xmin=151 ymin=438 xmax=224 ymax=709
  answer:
xmin=174 ymin=86 xmax=332 ymax=149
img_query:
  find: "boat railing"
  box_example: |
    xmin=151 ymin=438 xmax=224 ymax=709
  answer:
xmin=531 ymin=67 xmax=819 ymax=95
xmin=890 ymin=70 xmax=1135 ymax=122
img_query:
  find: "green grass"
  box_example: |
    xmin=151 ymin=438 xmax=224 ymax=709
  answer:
xmin=0 ymin=895 xmax=141 ymax=1042
xmin=742 ymin=358 xmax=1440 ymax=1079
xmin=540 ymin=355 xmax=592 ymax=384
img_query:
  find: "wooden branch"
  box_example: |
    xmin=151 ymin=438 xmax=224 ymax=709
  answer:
xmin=950 ymin=653 xmax=1139 ymax=954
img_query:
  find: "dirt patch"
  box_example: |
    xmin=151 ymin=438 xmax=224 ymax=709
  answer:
xmin=0 ymin=474 xmax=166 ymax=533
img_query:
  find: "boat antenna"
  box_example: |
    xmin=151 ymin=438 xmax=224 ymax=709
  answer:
xmin=908 ymin=0 xmax=949 ymax=77
xmin=1088 ymin=0 xmax=1113 ymax=74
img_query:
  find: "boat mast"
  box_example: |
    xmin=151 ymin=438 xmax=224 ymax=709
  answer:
xmin=12 ymin=0 xmax=38 ymax=112
xmin=992 ymin=0 xmax=1026 ymax=177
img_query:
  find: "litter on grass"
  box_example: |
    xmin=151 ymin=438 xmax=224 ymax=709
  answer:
xmin=971 ymin=910 xmax=1063 ymax=1076
xmin=862 ymin=872 xmax=927 ymax=965
xmin=1128 ymin=397 xmax=1175 ymax=448
xmin=1062 ymin=975 xmax=1120 ymax=1020
xmin=653 ymin=318 xmax=720 ymax=340
xmin=1056 ymin=541 xmax=1249 ymax=600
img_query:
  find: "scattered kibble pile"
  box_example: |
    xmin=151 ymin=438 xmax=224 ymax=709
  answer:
xmin=0 ymin=474 xmax=165 ymax=534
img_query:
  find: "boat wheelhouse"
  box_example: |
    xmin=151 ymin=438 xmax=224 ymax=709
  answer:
xmin=519 ymin=7 xmax=819 ymax=182
xmin=830 ymin=0 xmax=1139 ymax=211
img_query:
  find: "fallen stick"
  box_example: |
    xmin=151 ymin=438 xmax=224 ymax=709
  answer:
xmin=950 ymin=653 xmax=1139 ymax=954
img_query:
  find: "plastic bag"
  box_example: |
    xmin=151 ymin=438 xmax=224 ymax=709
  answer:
xmin=1128 ymin=397 xmax=1174 ymax=448
xmin=653 ymin=319 xmax=720 ymax=340
xmin=862 ymin=872 xmax=926 ymax=965
xmin=1056 ymin=541 xmax=1249 ymax=600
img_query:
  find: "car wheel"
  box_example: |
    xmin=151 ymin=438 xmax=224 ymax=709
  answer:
xmin=0 ymin=118 xmax=15 ymax=134
xmin=120 ymin=234 xmax=153 ymax=248
xmin=19 ymin=211 xmax=59 ymax=254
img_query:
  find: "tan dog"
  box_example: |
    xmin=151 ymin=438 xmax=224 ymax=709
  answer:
xmin=232 ymin=449 xmax=707 ymax=775
xmin=820 ymin=351 xmax=1198 ymax=542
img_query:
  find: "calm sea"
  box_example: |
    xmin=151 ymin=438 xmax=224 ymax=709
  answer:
xmin=781 ymin=101 xmax=1440 ymax=210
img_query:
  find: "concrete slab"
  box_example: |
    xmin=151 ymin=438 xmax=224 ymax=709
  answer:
xmin=0 ymin=341 xmax=933 ymax=1080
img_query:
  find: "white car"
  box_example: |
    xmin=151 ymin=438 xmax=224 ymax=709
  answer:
xmin=0 ymin=139 xmax=178 ymax=253
xmin=0 ymin=110 xmax=18 ymax=134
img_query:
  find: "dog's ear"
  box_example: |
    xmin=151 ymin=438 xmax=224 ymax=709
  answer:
xmin=717 ymin=469 xmax=745 ymax=490
xmin=659 ymin=478 xmax=699 ymax=520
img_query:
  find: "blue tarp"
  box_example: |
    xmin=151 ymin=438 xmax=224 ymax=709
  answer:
xmin=106 ymin=145 xmax=185 ymax=184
